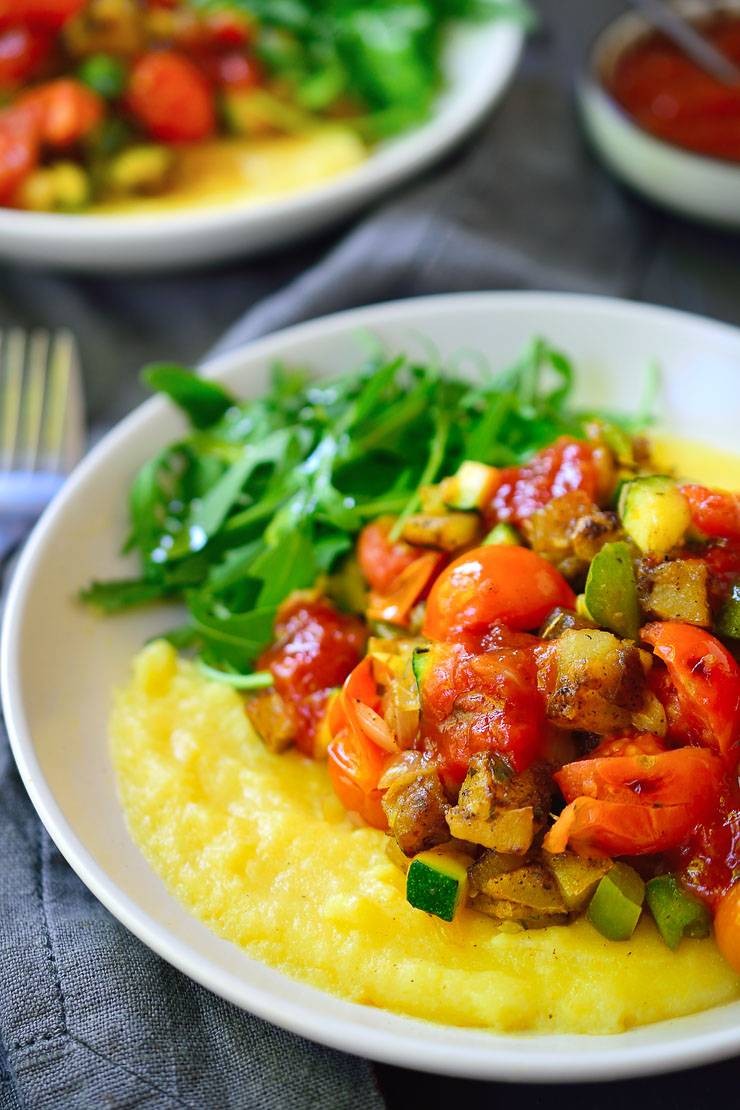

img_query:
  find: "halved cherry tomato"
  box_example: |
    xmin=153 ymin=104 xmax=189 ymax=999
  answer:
xmin=487 ymin=437 xmax=603 ymax=526
xmin=714 ymin=884 xmax=740 ymax=974
xmin=682 ymin=484 xmax=740 ymax=541
xmin=668 ymin=775 xmax=740 ymax=909
xmin=0 ymin=0 xmax=86 ymax=31
xmin=367 ymin=550 xmax=443 ymax=629
xmin=259 ymin=598 xmax=365 ymax=758
xmin=420 ymin=645 xmax=545 ymax=780
xmin=555 ymin=742 xmax=725 ymax=811
xmin=128 ymin=51 xmax=215 ymax=142
xmin=357 ymin=516 xmax=425 ymax=594
xmin=642 ymin=622 xmax=740 ymax=758
xmin=327 ymin=730 xmax=388 ymax=829
xmin=20 ymin=79 xmax=103 ymax=146
xmin=423 ymin=545 xmax=576 ymax=640
xmin=544 ymin=796 xmax=701 ymax=857
xmin=0 ymin=25 xmax=51 ymax=88
xmin=0 ymin=102 xmax=41 ymax=203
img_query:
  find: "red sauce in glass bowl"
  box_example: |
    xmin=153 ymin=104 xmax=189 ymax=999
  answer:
xmin=609 ymin=14 xmax=740 ymax=162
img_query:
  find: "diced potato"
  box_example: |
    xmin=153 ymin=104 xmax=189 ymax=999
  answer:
xmin=447 ymin=805 xmax=535 ymax=853
xmin=638 ymin=559 xmax=711 ymax=627
xmin=105 ymin=144 xmax=175 ymax=195
xmin=631 ymin=690 xmax=667 ymax=737
xmin=526 ymin=491 xmax=621 ymax=570
xmin=383 ymin=773 xmax=450 ymax=858
xmin=18 ymin=162 xmax=90 ymax=212
xmin=545 ymin=852 xmax=612 ymax=912
xmin=471 ymin=894 xmax=568 ymax=929
xmin=468 ymin=850 xmax=524 ymax=893
xmin=245 ymin=688 xmax=295 ymax=753
xmin=540 ymin=606 xmax=597 ymax=640
xmin=476 ymin=863 xmax=567 ymax=915
xmin=400 ymin=512 xmax=481 ymax=551
xmin=540 ymin=628 xmax=647 ymax=734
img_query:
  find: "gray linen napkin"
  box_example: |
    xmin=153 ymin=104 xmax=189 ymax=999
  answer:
xmin=2 ymin=1 xmax=740 ymax=1107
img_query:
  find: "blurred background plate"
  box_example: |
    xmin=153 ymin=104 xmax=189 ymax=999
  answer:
xmin=3 ymin=292 xmax=740 ymax=1082
xmin=0 ymin=19 xmax=523 ymax=273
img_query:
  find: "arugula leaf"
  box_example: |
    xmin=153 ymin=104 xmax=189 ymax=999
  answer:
xmin=142 ymin=364 xmax=235 ymax=429
xmin=82 ymin=333 xmax=651 ymax=678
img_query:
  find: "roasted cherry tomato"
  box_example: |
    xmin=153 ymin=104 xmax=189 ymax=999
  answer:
xmin=259 ymin=597 xmax=365 ymax=757
xmin=555 ymin=741 xmax=725 ymax=811
xmin=357 ymin=516 xmax=425 ymax=594
xmin=20 ymin=79 xmax=103 ymax=145
xmin=127 ymin=51 xmax=215 ymax=142
xmin=683 ymin=484 xmax=740 ymax=541
xmin=714 ymin=884 xmax=740 ymax=974
xmin=327 ymin=730 xmax=388 ymax=830
xmin=0 ymin=0 xmax=86 ymax=31
xmin=423 ymin=545 xmax=576 ymax=640
xmin=0 ymin=25 xmax=51 ymax=88
xmin=669 ymin=775 xmax=740 ymax=909
xmin=419 ymin=644 xmax=545 ymax=780
xmin=487 ymin=437 xmax=604 ymax=526
xmin=0 ymin=102 xmax=41 ymax=203
xmin=642 ymin=622 xmax=740 ymax=758
xmin=544 ymin=796 xmax=704 ymax=858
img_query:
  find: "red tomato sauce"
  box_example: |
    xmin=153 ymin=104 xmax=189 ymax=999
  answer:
xmin=609 ymin=15 xmax=740 ymax=162
xmin=259 ymin=599 xmax=366 ymax=757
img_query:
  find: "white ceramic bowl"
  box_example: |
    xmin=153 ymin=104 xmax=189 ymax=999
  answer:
xmin=0 ymin=20 xmax=522 ymax=272
xmin=2 ymin=292 xmax=740 ymax=1081
xmin=579 ymin=2 xmax=740 ymax=228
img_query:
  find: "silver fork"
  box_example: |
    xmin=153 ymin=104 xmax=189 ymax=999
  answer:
xmin=0 ymin=328 xmax=85 ymax=564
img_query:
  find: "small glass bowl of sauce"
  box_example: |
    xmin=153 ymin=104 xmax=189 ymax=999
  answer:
xmin=579 ymin=4 xmax=740 ymax=226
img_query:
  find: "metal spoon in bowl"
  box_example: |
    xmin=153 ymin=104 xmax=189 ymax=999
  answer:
xmin=630 ymin=0 xmax=740 ymax=84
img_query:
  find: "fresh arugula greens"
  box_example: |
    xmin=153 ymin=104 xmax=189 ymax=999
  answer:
xmin=80 ymin=337 xmax=649 ymax=676
xmin=188 ymin=0 xmax=532 ymax=139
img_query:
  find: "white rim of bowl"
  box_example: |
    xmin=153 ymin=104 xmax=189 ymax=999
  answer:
xmin=3 ymin=292 xmax=740 ymax=1082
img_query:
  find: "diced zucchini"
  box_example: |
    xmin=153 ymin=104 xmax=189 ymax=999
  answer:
xmin=716 ymin=583 xmax=740 ymax=639
xmin=440 ymin=461 xmax=499 ymax=511
xmin=618 ymin=476 xmax=691 ymax=556
xmin=105 ymin=145 xmax=174 ymax=195
xmin=546 ymin=852 xmax=612 ymax=912
xmin=587 ymin=862 xmax=645 ymax=941
xmin=639 ymin=559 xmax=711 ymax=626
xmin=584 ymin=541 xmax=640 ymax=640
xmin=645 ymin=874 xmax=711 ymax=949
xmin=400 ymin=512 xmax=480 ymax=551
xmin=411 ymin=646 xmax=431 ymax=691
xmin=18 ymin=162 xmax=90 ymax=212
xmin=77 ymin=52 xmax=126 ymax=98
xmin=406 ymin=849 xmax=469 ymax=922
xmin=483 ymin=522 xmax=521 ymax=546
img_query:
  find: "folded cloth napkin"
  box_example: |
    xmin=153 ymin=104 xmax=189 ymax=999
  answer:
xmin=2 ymin=1 xmax=740 ymax=1107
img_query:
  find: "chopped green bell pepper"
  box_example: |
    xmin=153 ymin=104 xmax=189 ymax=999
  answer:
xmin=645 ymin=874 xmax=711 ymax=949
xmin=716 ymin=583 xmax=740 ymax=639
xmin=78 ymin=53 xmax=127 ymax=99
xmin=584 ymin=541 xmax=640 ymax=640
xmin=587 ymin=862 xmax=645 ymax=941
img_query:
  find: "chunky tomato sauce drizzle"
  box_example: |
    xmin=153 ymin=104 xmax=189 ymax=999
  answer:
xmin=609 ymin=15 xmax=740 ymax=162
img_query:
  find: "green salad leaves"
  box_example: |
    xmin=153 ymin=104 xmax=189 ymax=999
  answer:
xmin=189 ymin=0 xmax=532 ymax=138
xmin=81 ymin=338 xmax=649 ymax=676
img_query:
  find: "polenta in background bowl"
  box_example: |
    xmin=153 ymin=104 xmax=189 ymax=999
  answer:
xmin=3 ymin=293 xmax=739 ymax=1081
xmin=0 ymin=0 xmax=525 ymax=270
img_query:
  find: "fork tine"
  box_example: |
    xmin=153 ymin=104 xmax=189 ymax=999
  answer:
xmin=0 ymin=330 xmax=26 ymax=472
xmin=41 ymin=329 xmax=84 ymax=474
xmin=19 ymin=329 xmax=49 ymax=472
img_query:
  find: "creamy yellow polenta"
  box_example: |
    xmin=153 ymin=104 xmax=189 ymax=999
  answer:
xmin=91 ymin=127 xmax=366 ymax=216
xmin=110 ymin=438 xmax=740 ymax=1034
